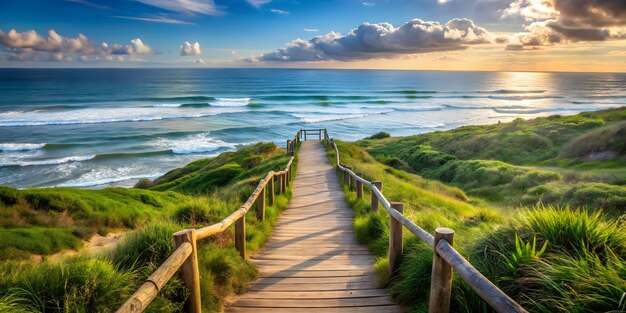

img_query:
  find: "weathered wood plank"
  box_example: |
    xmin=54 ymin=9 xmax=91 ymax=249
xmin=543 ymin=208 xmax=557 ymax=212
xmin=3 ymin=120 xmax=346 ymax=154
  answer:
xmin=228 ymin=306 xmax=403 ymax=313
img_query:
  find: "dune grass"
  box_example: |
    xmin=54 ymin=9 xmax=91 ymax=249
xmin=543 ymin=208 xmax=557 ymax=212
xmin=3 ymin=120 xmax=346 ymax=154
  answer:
xmin=360 ymin=108 xmax=626 ymax=212
xmin=0 ymin=142 xmax=296 ymax=312
xmin=327 ymin=140 xmax=626 ymax=313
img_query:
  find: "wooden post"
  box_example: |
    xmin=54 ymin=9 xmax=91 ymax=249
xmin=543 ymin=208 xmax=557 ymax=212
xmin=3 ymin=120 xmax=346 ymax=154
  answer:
xmin=287 ymin=140 xmax=291 ymax=155
xmin=319 ymin=130 xmax=322 ymax=140
xmin=268 ymin=175 xmax=275 ymax=206
xmin=304 ymin=131 xmax=307 ymax=141
xmin=388 ymin=202 xmax=404 ymax=278
xmin=281 ymin=173 xmax=287 ymax=193
xmin=256 ymin=187 xmax=265 ymax=221
xmin=172 ymin=229 xmax=201 ymax=313
xmin=235 ymin=215 xmax=246 ymax=259
xmin=429 ymin=228 xmax=455 ymax=313
xmin=345 ymin=166 xmax=353 ymax=190
xmin=356 ymin=173 xmax=363 ymax=198
xmin=371 ymin=181 xmax=382 ymax=212
xmin=278 ymin=173 xmax=284 ymax=194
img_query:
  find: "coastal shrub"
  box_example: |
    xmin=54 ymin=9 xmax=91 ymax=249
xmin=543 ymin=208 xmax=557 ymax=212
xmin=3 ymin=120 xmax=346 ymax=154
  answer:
xmin=168 ymin=163 xmax=244 ymax=194
xmin=564 ymin=183 xmax=626 ymax=214
xmin=198 ymin=244 xmax=256 ymax=311
xmin=511 ymin=170 xmax=561 ymax=190
xmin=112 ymin=222 xmax=181 ymax=270
xmin=134 ymin=178 xmax=155 ymax=189
xmin=399 ymin=145 xmax=457 ymax=172
xmin=0 ymin=186 xmax=21 ymax=206
xmin=367 ymin=131 xmax=391 ymax=140
xmin=0 ymin=257 xmax=142 ymax=313
xmin=467 ymin=206 xmax=626 ymax=312
xmin=518 ymin=206 xmax=626 ymax=258
xmin=174 ymin=199 xmax=222 ymax=225
xmin=0 ymin=227 xmax=82 ymax=259
xmin=563 ymin=121 xmax=626 ymax=159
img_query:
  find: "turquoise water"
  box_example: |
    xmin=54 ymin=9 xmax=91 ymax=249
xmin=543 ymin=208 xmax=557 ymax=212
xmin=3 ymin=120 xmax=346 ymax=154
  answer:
xmin=1 ymin=68 xmax=624 ymax=188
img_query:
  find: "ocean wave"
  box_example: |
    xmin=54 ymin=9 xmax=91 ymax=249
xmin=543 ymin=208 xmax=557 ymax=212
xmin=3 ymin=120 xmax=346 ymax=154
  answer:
xmin=0 ymin=143 xmax=46 ymax=152
xmin=488 ymin=95 xmax=563 ymax=101
xmin=442 ymin=104 xmax=535 ymax=110
xmin=492 ymin=107 xmax=599 ymax=114
xmin=2 ymin=155 xmax=95 ymax=167
xmin=152 ymin=133 xmax=238 ymax=154
xmin=0 ymin=106 xmax=242 ymax=127
xmin=490 ymin=89 xmax=546 ymax=94
xmin=57 ymin=169 xmax=164 ymax=187
xmin=293 ymin=113 xmax=369 ymax=123
xmin=212 ymin=97 xmax=251 ymax=107
xmin=400 ymin=90 xmax=437 ymax=94
xmin=131 ymin=95 xmax=216 ymax=102
xmin=259 ymin=95 xmax=371 ymax=101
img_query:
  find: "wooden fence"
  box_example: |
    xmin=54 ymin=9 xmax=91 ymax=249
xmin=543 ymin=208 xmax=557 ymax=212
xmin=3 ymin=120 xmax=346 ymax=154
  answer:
xmin=326 ymin=130 xmax=528 ymax=313
xmin=116 ymin=131 xmax=307 ymax=313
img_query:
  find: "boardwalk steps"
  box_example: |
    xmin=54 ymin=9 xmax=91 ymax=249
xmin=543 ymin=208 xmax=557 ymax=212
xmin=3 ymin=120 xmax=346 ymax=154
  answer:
xmin=226 ymin=140 xmax=400 ymax=312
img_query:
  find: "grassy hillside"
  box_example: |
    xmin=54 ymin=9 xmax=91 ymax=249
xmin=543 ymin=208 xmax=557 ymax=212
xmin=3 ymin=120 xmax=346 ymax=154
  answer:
xmin=0 ymin=142 xmax=295 ymax=312
xmin=360 ymin=107 xmax=626 ymax=213
xmin=328 ymin=139 xmax=626 ymax=313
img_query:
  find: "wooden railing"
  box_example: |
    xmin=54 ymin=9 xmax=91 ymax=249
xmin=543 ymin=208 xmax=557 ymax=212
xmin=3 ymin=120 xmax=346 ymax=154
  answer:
xmin=328 ymin=137 xmax=528 ymax=313
xmin=116 ymin=133 xmax=303 ymax=313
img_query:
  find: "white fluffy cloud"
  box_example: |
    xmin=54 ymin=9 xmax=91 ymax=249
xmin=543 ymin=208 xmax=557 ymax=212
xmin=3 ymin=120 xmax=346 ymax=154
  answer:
xmin=254 ymin=18 xmax=493 ymax=62
xmin=0 ymin=28 xmax=152 ymax=62
xmin=181 ymin=41 xmax=202 ymax=56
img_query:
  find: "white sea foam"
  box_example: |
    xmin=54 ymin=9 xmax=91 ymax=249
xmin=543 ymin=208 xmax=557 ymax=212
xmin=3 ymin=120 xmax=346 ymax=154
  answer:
xmin=0 ymin=106 xmax=244 ymax=127
xmin=292 ymin=113 xmax=369 ymax=123
xmin=152 ymin=103 xmax=182 ymax=108
xmin=152 ymin=133 xmax=238 ymax=154
xmin=58 ymin=168 xmax=164 ymax=187
xmin=212 ymin=97 xmax=251 ymax=107
xmin=2 ymin=155 xmax=95 ymax=167
xmin=0 ymin=143 xmax=46 ymax=151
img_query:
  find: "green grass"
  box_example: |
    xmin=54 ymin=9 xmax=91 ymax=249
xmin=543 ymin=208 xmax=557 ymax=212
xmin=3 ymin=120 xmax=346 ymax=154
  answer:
xmin=0 ymin=141 xmax=297 ymax=312
xmin=361 ymin=107 xmax=626 ymax=211
xmin=327 ymin=139 xmax=626 ymax=313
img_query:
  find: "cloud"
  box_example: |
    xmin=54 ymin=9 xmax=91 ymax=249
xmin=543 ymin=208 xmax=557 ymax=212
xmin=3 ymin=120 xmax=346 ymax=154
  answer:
xmin=304 ymin=28 xmax=319 ymax=32
xmin=111 ymin=38 xmax=152 ymax=55
xmin=181 ymin=41 xmax=202 ymax=56
xmin=247 ymin=0 xmax=271 ymax=8
xmin=362 ymin=2 xmax=375 ymax=6
xmin=114 ymin=15 xmax=194 ymax=25
xmin=0 ymin=29 xmax=96 ymax=54
xmin=136 ymin=0 xmax=221 ymax=15
xmin=270 ymin=8 xmax=289 ymax=14
xmin=252 ymin=18 xmax=494 ymax=62
xmin=503 ymin=0 xmax=626 ymax=47
xmin=0 ymin=28 xmax=152 ymax=62
xmin=66 ymin=0 xmax=110 ymax=10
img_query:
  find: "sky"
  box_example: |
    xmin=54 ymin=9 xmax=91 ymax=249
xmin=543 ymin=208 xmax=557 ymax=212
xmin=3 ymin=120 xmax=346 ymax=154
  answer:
xmin=0 ymin=0 xmax=625 ymax=72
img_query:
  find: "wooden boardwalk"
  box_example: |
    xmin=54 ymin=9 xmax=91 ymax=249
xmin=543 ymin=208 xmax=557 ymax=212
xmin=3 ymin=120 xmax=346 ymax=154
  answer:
xmin=226 ymin=141 xmax=401 ymax=313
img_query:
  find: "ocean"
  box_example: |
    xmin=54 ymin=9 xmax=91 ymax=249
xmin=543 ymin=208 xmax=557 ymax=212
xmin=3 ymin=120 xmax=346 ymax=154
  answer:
xmin=0 ymin=68 xmax=624 ymax=188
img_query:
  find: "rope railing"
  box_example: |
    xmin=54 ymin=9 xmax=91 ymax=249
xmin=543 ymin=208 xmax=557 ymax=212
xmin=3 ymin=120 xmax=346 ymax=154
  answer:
xmin=329 ymin=136 xmax=528 ymax=313
xmin=116 ymin=131 xmax=309 ymax=313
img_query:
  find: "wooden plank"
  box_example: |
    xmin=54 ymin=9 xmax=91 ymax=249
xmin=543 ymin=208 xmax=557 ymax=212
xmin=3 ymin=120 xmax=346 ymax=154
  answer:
xmin=228 ymin=306 xmax=403 ymax=313
xmin=237 ymin=289 xmax=389 ymax=299
xmin=232 ymin=296 xmax=394 ymax=308
xmin=258 ymin=269 xmax=372 ymax=278
xmin=247 ymin=281 xmax=379 ymax=292
xmin=252 ymin=275 xmax=378 ymax=285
